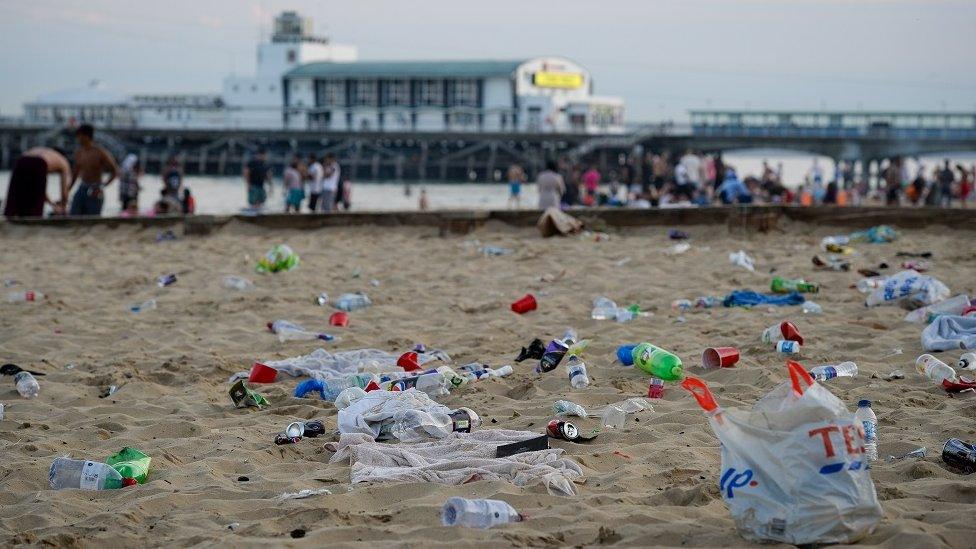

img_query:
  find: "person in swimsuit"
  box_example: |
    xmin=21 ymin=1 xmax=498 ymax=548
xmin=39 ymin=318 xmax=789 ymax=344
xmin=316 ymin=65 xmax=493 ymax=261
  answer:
xmin=3 ymin=147 xmax=71 ymax=217
xmin=507 ymin=163 xmax=525 ymax=208
xmin=243 ymin=149 xmax=271 ymax=210
xmin=68 ymin=124 xmax=118 ymax=216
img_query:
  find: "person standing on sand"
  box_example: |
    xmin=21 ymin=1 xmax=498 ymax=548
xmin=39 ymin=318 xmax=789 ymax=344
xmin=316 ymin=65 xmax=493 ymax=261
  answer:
xmin=162 ymin=156 xmax=183 ymax=201
xmin=307 ymin=153 xmax=324 ymax=212
xmin=321 ymin=153 xmax=339 ymax=213
xmin=283 ymin=157 xmax=304 ymax=213
xmin=118 ymin=154 xmax=141 ymax=214
xmin=68 ymin=124 xmax=118 ymax=216
xmin=418 ymin=187 xmax=429 ymax=210
xmin=537 ymin=161 xmax=565 ymax=210
xmin=3 ymin=147 xmax=71 ymax=217
xmin=243 ymin=149 xmax=271 ymax=210
xmin=506 ymin=163 xmax=525 ymax=208
xmin=582 ymin=164 xmax=600 ymax=206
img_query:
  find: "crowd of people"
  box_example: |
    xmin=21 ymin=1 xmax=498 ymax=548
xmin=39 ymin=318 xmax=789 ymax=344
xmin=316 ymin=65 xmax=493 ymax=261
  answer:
xmin=518 ymin=150 xmax=975 ymax=210
xmin=3 ymin=125 xmax=973 ymax=218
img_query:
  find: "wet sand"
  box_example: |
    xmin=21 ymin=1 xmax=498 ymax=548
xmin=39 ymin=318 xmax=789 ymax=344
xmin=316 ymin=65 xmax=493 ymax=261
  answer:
xmin=1 ymin=218 xmax=975 ymax=547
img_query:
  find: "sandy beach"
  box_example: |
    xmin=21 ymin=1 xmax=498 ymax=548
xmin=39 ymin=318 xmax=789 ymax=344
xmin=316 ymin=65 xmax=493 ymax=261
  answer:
xmin=1 ymin=217 xmax=975 ymax=547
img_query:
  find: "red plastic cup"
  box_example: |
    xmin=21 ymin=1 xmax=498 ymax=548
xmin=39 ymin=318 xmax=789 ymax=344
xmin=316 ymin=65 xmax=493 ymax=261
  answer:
xmin=397 ymin=351 xmax=421 ymax=372
xmin=248 ymin=362 xmax=278 ymax=383
xmin=963 ymin=305 xmax=976 ymax=317
xmin=329 ymin=311 xmax=349 ymax=327
xmin=364 ymin=380 xmax=381 ymax=392
xmin=702 ymin=347 xmax=740 ymax=369
xmin=511 ymin=294 xmax=537 ymax=314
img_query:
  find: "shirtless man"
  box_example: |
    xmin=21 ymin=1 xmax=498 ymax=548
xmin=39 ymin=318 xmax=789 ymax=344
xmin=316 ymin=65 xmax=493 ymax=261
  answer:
xmin=3 ymin=147 xmax=71 ymax=217
xmin=68 ymin=124 xmax=118 ymax=216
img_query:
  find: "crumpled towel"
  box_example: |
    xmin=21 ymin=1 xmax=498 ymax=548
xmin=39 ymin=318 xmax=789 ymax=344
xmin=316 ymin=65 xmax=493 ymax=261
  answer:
xmin=922 ymin=315 xmax=976 ymax=351
xmin=325 ymin=429 xmax=584 ymax=496
xmin=227 ymin=347 xmax=449 ymax=382
xmin=337 ymin=388 xmax=456 ymax=442
xmin=723 ymin=290 xmax=805 ymax=308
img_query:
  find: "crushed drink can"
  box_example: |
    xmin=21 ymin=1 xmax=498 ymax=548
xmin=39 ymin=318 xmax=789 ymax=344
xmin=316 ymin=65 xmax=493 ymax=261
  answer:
xmin=546 ymin=419 xmax=580 ymax=441
xmin=315 ymin=292 xmax=329 ymax=306
xmin=156 ymin=273 xmax=177 ymax=287
xmin=942 ymin=438 xmax=976 ymax=474
xmin=536 ymin=339 xmax=569 ymax=373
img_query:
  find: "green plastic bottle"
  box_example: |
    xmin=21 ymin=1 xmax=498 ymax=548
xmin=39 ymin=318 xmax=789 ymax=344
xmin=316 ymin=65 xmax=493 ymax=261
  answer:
xmin=106 ymin=447 xmax=151 ymax=484
xmin=770 ymin=276 xmax=819 ymax=294
xmin=632 ymin=343 xmax=684 ymax=380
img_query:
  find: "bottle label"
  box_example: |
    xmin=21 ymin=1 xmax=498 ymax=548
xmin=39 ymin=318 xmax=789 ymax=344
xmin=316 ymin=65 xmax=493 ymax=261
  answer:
xmin=861 ymin=420 xmax=876 ymax=443
xmin=25 ymin=291 xmax=35 ymax=301
xmin=823 ymin=366 xmax=837 ymax=379
xmin=80 ymin=461 xmax=102 ymax=490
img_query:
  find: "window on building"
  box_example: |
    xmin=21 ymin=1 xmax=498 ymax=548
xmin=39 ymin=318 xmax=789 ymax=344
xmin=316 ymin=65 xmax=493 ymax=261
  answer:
xmin=288 ymin=50 xmax=297 ymax=63
xmin=450 ymin=79 xmax=478 ymax=107
xmin=384 ymin=79 xmax=410 ymax=106
xmin=351 ymin=79 xmax=378 ymax=106
xmin=316 ymin=80 xmax=345 ymax=107
xmin=418 ymin=79 xmax=443 ymax=106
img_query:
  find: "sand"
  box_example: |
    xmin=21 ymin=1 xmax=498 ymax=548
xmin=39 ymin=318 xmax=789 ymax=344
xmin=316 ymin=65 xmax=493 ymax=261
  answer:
xmin=1 ymin=218 xmax=975 ymax=547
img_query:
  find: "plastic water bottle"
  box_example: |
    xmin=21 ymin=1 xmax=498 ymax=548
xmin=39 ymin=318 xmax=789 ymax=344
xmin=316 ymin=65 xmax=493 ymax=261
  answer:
xmin=553 ymin=399 xmax=588 ymax=417
xmin=222 ymin=275 xmax=253 ymax=290
xmin=565 ymin=356 xmax=590 ymax=389
xmin=590 ymin=297 xmax=618 ymax=320
xmin=14 ymin=371 xmax=39 ymax=399
xmin=904 ymin=294 xmax=970 ymax=323
xmin=129 ymin=299 xmax=157 ymax=313
xmin=387 ymin=408 xmax=480 ymax=442
xmin=809 ymin=361 xmax=857 ymax=382
xmin=7 ymin=290 xmax=43 ymax=302
xmin=441 ymin=497 xmax=521 ymax=528
xmin=854 ymin=400 xmax=878 ymax=462
xmin=915 ymin=354 xmax=958 ymax=385
xmin=856 ymin=277 xmax=887 ymax=293
xmin=268 ymin=320 xmax=336 ymax=343
xmin=0 ymin=402 xmax=4 ymax=421
xmin=49 ymin=457 xmax=126 ymax=490
xmin=294 ymin=374 xmax=375 ymax=401
xmin=801 ymin=301 xmax=823 ymax=315
xmin=335 ymin=293 xmax=371 ymax=312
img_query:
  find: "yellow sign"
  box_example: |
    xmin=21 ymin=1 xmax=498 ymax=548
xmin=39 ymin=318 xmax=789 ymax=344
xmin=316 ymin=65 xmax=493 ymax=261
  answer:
xmin=533 ymin=72 xmax=584 ymax=89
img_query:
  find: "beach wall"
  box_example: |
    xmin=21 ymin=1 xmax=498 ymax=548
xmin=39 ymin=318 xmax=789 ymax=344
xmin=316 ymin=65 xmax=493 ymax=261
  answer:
xmin=1 ymin=206 xmax=972 ymax=235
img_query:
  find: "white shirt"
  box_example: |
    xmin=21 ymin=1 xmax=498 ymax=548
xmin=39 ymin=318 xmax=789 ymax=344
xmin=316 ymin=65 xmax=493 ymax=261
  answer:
xmin=322 ymin=161 xmax=340 ymax=193
xmin=308 ymin=162 xmax=324 ymax=194
xmin=679 ymin=154 xmax=702 ymax=184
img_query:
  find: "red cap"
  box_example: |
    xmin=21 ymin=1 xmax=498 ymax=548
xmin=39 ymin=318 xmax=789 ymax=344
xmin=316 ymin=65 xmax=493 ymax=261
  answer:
xmin=122 ymin=477 xmax=138 ymax=487
xmin=397 ymin=351 xmax=421 ymax=372
xmin=780 ymin=321 xmax=804 ymax=345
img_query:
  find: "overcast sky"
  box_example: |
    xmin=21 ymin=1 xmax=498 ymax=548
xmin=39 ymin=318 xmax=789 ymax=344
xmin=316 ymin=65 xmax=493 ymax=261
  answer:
xmin=2 ymin=0 xmax=974 ymax=121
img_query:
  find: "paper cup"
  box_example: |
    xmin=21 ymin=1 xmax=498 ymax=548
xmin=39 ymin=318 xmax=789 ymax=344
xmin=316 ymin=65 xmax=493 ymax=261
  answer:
xmin=702 ymin=347 xmax=740 ymax=369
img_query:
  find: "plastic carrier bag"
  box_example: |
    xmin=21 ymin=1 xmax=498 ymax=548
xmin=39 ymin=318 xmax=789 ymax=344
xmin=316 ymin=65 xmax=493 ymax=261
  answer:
xmin=682 ymin=361 xmax=883 ymax=545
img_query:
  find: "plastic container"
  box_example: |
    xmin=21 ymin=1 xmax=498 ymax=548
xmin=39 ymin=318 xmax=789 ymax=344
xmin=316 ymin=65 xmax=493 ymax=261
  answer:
xmin=904 ymin=294 xmax=971 ymax=323
xmin=268 ymin=320 xmax=335 ymax=343
xmin=553 ymin=399 xmax=588 ymax=417
xmin=591 ymin=297 xmax=619 ymax=320
xmin=222 ymin=275 xmax=253 ymax=290
xmin=616 ymin=345 xmax=636 ymax=366
xmin=958 ymin=352 xmax=976 ymax=371
xmin=14 ymin=371 xmax=39 ymax=399
xmin=441 ymin=497 xmax=521 ymax=528
xmin=632 ymin=343 xmax=683 ymax=380
xmin=775 ymin=340 xmax=800 ymax=354
xmin=761 ymin=321 xmax=804 ymax=345
xmin=106 ymin=447 xmax=151 ymax=484
xmin=156 ymin=274 xmax=177 ymax=287
xmin=915 ymin=354 xmax=958 ymax=385
xmin=565 ymin=356 xmax=590 ymax=389
xmin=702 ymin=347 xmax=739 ymax=369
xmin=647 ymin=378 xmax=665 ymax=399
xmin=801 ymin=301 xmax=823 ymax=314
xmin=336 ymin=293 xmax=372 ymax=312
xmin=510 ymin=293 xmax=536 ymax=314
xmin=809 ymin=361 xmax=857 ymax=382
xmin=7 ymin=290 xmax=43 ymax=302
xmin=729 ymin=250 xmax=755 ymax=272
xmin=49 ymin=458 xmax=126 ymax=490
xmin=129 ymin=299 xmax=157 ymax=313
xmin=854 ymin=400 xmax=878 ymax=462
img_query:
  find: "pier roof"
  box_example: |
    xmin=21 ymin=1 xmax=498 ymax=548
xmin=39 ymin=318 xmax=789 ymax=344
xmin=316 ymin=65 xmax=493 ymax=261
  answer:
xmin=285 ymin=59 xmax=526 ymax=79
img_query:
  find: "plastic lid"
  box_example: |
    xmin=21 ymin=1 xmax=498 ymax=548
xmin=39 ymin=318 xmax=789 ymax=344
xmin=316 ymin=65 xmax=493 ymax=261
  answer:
xmin=858 ymin=399 xmax=871 ymax=407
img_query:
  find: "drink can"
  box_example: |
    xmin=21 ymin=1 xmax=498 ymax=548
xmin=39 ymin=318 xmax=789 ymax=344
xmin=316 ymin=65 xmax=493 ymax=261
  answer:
xmin=776 ymin=340 xmax=800 ymax=354
xmin=537 ymin=340 xmax=569 ymax=373
xmin=647 ymin=378 xmax=665 ymax=399
xmin=157 ymin=273 xmax=177 ymax=287
xmin=546 ymin=419 xmax=580 ymax=441
xmin=942 ymin=438 xmax=976 ymax=474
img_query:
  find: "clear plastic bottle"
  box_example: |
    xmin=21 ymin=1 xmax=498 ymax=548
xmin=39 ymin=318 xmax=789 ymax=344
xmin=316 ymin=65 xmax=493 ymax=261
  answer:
xmin=562 ymin=328 xmax=578 ymax=344
xmin=553 ymin=399 xmax=588 ymax=417
xmin=565 ymin=356 xmax=590 ymax=389
xmin=904 ymin=294 xmax=970 ymax=323
xmin=268 ymin=320 xmax=335 ymax=343
xmin=600 ymin=398 xmax=648 ymax=429
xmin=854 ymin=400 xmax=878 ymax=462
xmin=590 ymin=297 xmax=618 ymax=320
xmin=7 ymin=290 xmax=43 ymax=303
xmin=915 ymin=354 xmax=958 ymax=385
xmin=809 ymin=361 xmax=858 ymax=382
xmin=49 ymin=458 xmax=125 ymax=490
xmin=856 ymin=277 xmax=887 ymax=294
xmin=801 ymin=301 xmax=823 ymax=315
xmin=222 ymin=275 xmax=253 ymax=290
xmin=129 ymin=299 xmax=157 ymax=313
xmin=671 ymin=299 xmax=693 ymax=311
xmin=387 ymin=407 xmax=479 ymax=442
xmin=14 ymin=371 xmax=39 ymax=399
xmin=441 ymin=497 xmax=521 ymax=528
xmin=335 ymin=293 xmax=372 ymax=312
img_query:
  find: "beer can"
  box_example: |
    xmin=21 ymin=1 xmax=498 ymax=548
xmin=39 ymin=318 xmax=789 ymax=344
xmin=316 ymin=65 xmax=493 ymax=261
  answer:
xmin=942 ymin=438 xmax=976 ymax=474
xmin=546 ymin=420 xmax=579 ymax=441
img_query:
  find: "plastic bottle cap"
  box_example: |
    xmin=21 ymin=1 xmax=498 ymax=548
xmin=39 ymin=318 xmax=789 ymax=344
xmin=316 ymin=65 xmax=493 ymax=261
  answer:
xmin=122 ymin=477 xmax=138 ymax=487
xmin=858 ymin=399 xmax=871 ymax=407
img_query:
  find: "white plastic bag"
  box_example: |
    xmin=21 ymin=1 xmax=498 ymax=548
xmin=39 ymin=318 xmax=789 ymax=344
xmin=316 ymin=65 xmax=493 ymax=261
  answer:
xmin=683 ymin=361 xmax=883 ymax=545
xmin=865 ymin=269 xmax=949 ymax=308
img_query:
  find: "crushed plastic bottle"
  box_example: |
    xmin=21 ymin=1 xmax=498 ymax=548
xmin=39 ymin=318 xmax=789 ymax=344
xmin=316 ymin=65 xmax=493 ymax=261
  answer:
xmin=7 ymin=290 xmax=44 ymax=303
xmin=565 ymin=355 xmax=590 ymax=389
xmin=442 ymin=497 xmax=522 ymax=528
xmin=856 ymin=277 xmax=888 ymax=293
xmin=14 ymin=371 xmax=39 ymax=399
xmin=553 ymin=399 xmax=588 ymax=417
xmin=665 ymin=242 xmax=691 ymax=255
xmin=268 ymin=320 xmax=336 ymax=343
xmin=886 ymin=447 xmax=926 ymax=463
xmin=387 ymin=407 xmax=480 ymax=443
xmin=601 ymin=398 xmax=649 ymax=429
xmin=335 ymin=293 xmax=372 ymax=312
xmin=129 ymin=299 xmax=157 ymax=313
xmin=729 ymin=250 xmax=756 ymax=272
xmin=222 ymin=275 xmax=253 ymax=290
xmin=590 ymin=297 xmax=619 ymax=320
xmin=854 ymin=400 xmax=878 ymax=462
xmin=801 ymin=301 xmax=823 ymax=315
xmin=49 ymin=458 xmax=127 ymax=490
xmin=156 ymin=274 xmax=177 ymax=287
xmin=809 ymin=361 xmax=857 ymax=382
xmin=915 ymin=354 xmax=958 ymax=385
xmin=904 ymin=294 xmax=971 ymax=323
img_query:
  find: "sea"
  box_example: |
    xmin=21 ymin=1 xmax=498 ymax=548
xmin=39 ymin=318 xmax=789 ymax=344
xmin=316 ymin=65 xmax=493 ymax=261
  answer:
xmin=3 ymin=150 xmax=974 ymax=215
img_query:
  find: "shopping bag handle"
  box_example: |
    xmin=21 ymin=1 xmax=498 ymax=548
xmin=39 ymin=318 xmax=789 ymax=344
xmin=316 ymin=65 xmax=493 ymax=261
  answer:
xmin=787 ymin=360 xmax=815 ymax=396
xmin=681 ymin=376 xmax=719 ymax=412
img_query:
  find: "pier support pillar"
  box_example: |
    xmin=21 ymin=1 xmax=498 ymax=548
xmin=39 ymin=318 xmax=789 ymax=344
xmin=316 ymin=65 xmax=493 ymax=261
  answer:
xmin=419 ymin=141 xmax=428 ymax=180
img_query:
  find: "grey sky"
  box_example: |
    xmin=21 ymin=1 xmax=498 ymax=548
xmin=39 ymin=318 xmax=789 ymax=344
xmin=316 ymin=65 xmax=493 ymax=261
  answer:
xmin=1 ymin=0 xmax=974 ymax=121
